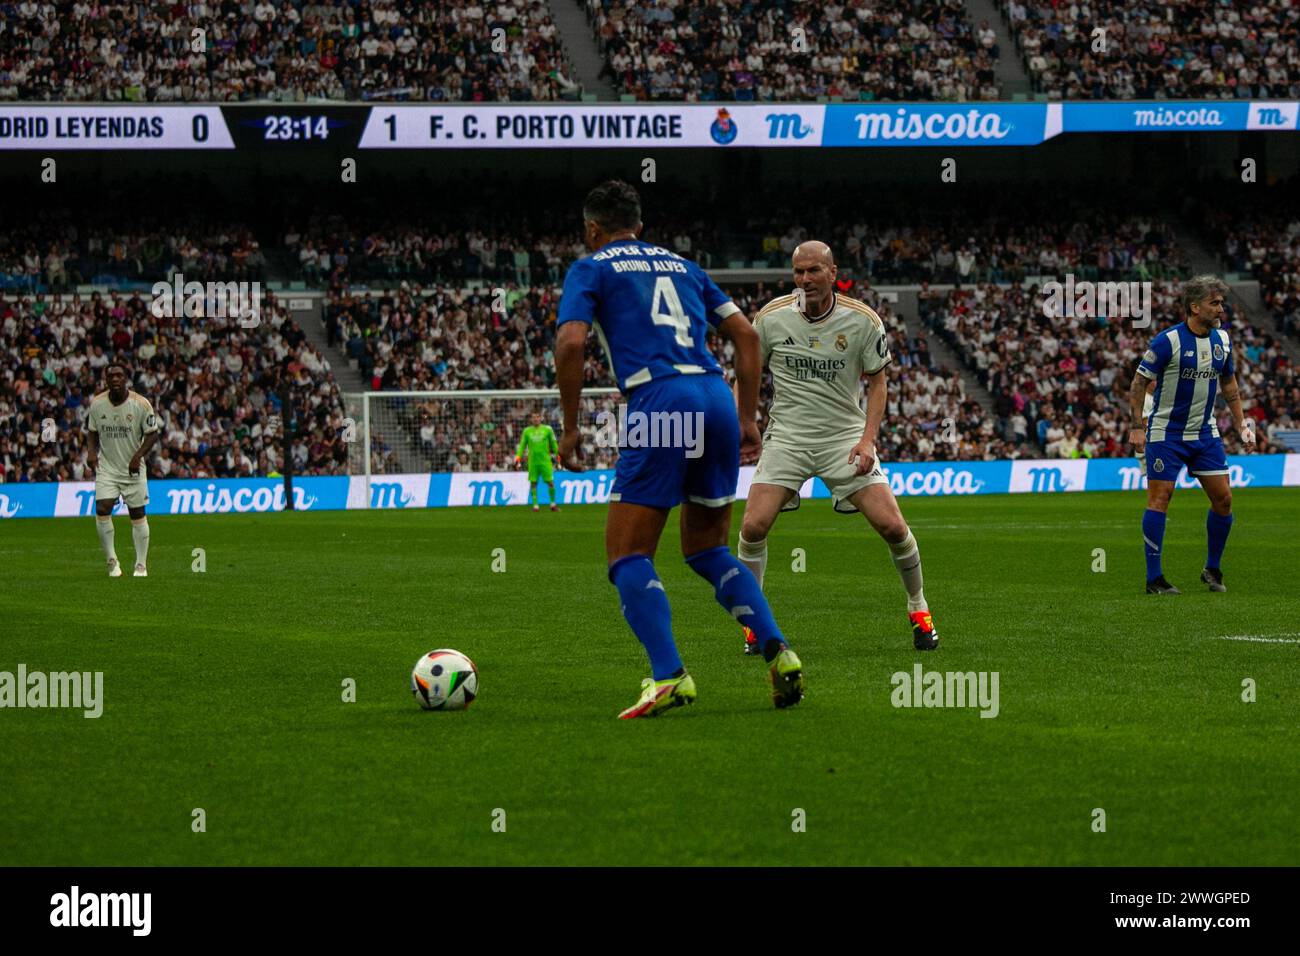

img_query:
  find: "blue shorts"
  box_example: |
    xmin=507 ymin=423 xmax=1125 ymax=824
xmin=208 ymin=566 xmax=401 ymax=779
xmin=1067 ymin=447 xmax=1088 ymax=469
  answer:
xmin=609 ymin=373 xmax=739 ymax=510
xmin=1145 ymin=436 xmax=1228 ymax=481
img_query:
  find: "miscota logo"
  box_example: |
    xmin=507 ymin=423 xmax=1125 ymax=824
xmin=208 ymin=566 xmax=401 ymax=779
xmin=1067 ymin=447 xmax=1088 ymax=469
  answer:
xmin=370 ymin=483 xmax=416 ymax=508
xmin=853 ymin=107 xmax=1011 ymax=141
xmin=468 ymin=480 xmax=513 ymax=505
xmin=885 ymin=467 xmax=984 ymax=496
xmin=1027 ymin=467 xmax=1071 ymax=492
xmin=765 ymin=113 xmax=814 ymax=139
xmin=559 ymin=473 xmax=615 ymax=504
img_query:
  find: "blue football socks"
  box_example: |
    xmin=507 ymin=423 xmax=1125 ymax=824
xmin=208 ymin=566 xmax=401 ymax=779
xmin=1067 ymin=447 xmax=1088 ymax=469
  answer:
xmin=1142 ymin=509 xmax=1167 ymax=581
xmin=609 ymin=554 xmax=681 ymax=680
xmin=1206 ymin=509 xmax=1234 ymax=570
xmin=685 ymin=545 xmax=787 ymax=659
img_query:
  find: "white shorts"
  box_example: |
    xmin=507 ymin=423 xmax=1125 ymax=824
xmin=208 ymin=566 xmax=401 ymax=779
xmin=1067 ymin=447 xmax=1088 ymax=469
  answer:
xmin=95 ymin=471 xmax=149 ymax=509
xmin=752 ymin=438 xmax=887 ymax=513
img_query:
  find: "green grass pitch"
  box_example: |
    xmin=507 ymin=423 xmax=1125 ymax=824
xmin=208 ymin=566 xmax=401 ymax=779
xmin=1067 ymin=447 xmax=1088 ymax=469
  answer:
xmin=2 ymin=488 xmax=1298 ymax=866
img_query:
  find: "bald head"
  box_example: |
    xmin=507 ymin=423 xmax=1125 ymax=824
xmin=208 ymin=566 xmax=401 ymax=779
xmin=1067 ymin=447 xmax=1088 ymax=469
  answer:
xmin=792 ymin=241 xmax=835 ymax=269
xmin=792 ymin=240 xmax=837 ymax=316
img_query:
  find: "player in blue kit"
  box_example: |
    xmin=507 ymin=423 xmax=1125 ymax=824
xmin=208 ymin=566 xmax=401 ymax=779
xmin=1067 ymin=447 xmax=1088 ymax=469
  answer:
xmin=1128 ymin=275 xmax=1255 ymax=594
xmin=553 ymin=181 xmax=802 ymax=718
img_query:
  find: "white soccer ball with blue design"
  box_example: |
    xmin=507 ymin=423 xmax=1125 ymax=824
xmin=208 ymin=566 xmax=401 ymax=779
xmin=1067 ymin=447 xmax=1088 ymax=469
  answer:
xmin=411 ymin=649 xmax=478 ymax=711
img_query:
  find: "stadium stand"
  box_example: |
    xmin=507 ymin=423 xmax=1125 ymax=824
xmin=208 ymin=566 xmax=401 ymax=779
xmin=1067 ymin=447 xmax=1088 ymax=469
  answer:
xmin=0 ymin=0 xmax=581 ymax=102
xmin=999 ymin=0 xmax=1300 ymax=100
xmin=921 ymin=280 xmax=1296 ymax=458
xmin=0 ymin=290 xmax=347 ymax=482
xmin=587 ymin=0 xmax=1003 ymax=102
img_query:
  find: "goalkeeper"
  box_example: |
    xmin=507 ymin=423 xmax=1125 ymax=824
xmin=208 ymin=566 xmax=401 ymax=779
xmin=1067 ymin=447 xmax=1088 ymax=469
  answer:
xmin=515 ymin=410 xmax=562 ymax=512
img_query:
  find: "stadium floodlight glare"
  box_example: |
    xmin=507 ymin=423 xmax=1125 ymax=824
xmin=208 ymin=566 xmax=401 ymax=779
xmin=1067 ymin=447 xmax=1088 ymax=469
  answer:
xmin=358 ymin=388 xmax=621 ymax=505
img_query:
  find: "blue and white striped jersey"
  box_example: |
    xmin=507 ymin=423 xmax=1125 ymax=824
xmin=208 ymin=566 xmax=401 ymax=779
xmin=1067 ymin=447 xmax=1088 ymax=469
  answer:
xmin=1136 ymin=323 xmax=1235 ymax=441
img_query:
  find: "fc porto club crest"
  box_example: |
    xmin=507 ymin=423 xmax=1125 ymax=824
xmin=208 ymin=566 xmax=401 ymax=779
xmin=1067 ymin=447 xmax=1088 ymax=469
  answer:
xmin=1153 ymin=457 xmax=1165 ymax=473
xmin=1213 ymin=343 xmax=1225 ymax=362
xmin=710 ymin=107 xmax=738 ymax=145
xmin=835 ymin=333 xmax=848 ymax=352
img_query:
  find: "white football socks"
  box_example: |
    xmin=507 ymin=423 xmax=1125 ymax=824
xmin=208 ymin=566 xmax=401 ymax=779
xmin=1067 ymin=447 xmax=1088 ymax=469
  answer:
xmin=888 ymin=530 xmax=927 ymax=612
xmin=131 ymin=518 xmax=150 ymax=567
xmin=97 ymin=516 xmax=117 ymax=564
xmin=737 ymin=534 xmax=769 ymax=589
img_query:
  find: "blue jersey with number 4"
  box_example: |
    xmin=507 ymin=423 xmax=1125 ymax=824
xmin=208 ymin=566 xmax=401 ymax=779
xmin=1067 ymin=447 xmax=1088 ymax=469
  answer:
xmin=557 ymin=240 xmax=740 ymax=392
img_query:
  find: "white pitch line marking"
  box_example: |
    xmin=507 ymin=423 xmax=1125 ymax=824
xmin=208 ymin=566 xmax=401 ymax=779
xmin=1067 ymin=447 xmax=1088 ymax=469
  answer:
xmin=1217 ymin=634 xmax=1300 ymax=644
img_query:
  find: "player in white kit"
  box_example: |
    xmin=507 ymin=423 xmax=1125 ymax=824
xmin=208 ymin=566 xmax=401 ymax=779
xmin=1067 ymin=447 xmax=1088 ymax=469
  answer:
xmin=736 ymin=241 xmax=940 ymax=651
xmin=87 ymin=363 xmax=160 ymax=577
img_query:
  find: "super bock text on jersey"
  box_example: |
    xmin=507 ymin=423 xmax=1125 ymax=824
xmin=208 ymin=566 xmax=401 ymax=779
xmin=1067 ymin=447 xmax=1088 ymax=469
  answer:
xmin=1136 ymin=322 xmax=1234 ymax=480
xmin=557 ymin=239 xmax=742 ymax=509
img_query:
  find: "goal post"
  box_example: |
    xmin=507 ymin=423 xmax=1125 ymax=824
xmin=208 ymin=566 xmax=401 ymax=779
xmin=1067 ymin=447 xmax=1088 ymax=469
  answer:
xmin=355 ymin=388 xmax=623 ymax=505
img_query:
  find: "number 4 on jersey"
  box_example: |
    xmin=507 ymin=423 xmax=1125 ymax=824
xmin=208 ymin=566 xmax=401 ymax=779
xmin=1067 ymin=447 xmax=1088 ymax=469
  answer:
xmin=650 ymin=276 xmax=693 ymax=347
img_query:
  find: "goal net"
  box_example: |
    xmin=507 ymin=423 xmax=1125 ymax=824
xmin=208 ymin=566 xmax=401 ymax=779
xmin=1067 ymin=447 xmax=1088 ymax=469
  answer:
xmin=350 ymin=388 xmax=623 ymax=480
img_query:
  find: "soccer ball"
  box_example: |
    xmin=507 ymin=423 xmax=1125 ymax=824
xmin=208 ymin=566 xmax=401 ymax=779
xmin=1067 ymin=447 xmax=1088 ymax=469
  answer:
xmin=411 ymin=649 xmax=478 ymax=711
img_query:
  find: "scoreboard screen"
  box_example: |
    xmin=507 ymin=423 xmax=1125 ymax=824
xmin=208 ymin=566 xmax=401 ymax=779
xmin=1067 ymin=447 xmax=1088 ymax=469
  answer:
xmin=0 ymin=102 xmax=1295 ymax=152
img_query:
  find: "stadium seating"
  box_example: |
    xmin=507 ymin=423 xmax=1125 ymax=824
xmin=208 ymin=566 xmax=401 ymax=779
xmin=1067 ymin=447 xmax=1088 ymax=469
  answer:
xmin=921 ymin=281 xmax=1296 ymax=458
xmin=0 ymin=291 xmax=347 ymax=482
xmin=1000 ymin=0 xmax=1300 ymax=100
xmin=0 ymin=1 xmax=581 ymax=102
xmin=587 ymin=0 xmax=1002 ymax=102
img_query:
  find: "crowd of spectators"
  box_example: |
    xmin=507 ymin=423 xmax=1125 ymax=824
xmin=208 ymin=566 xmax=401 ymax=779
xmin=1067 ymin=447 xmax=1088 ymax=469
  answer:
xmin=1206 ymin=205 xmax=1300 ymax=342
xmin=589 ymin=0 xmax=1002 ymax=102
xmin=0 ymin=290 xmax=348 ymax=483
xmin=1000 ymin=0 xmax=1300 ymax=100
xmin=0 ymin=1 xmax=580 ymax=103
xmin=332 ymin=277 xmax=1008 ymax=475
xmin=4 ymin=197 xmax=1296 ymax=482
xmin=921 ymin=280 xmax=1296 ymax=460
xmin=6 ymin=0 xmax=1298 ymax=105
xmin=283 ymin=209 xmax=722 ymax=286
xmin=281 ymin=191 xmax=1183 ymax=290
xmin=0 ymin=216 xmax=266 ymax=291
xmin=740 ymin=202 xmax=1188 ymax=285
